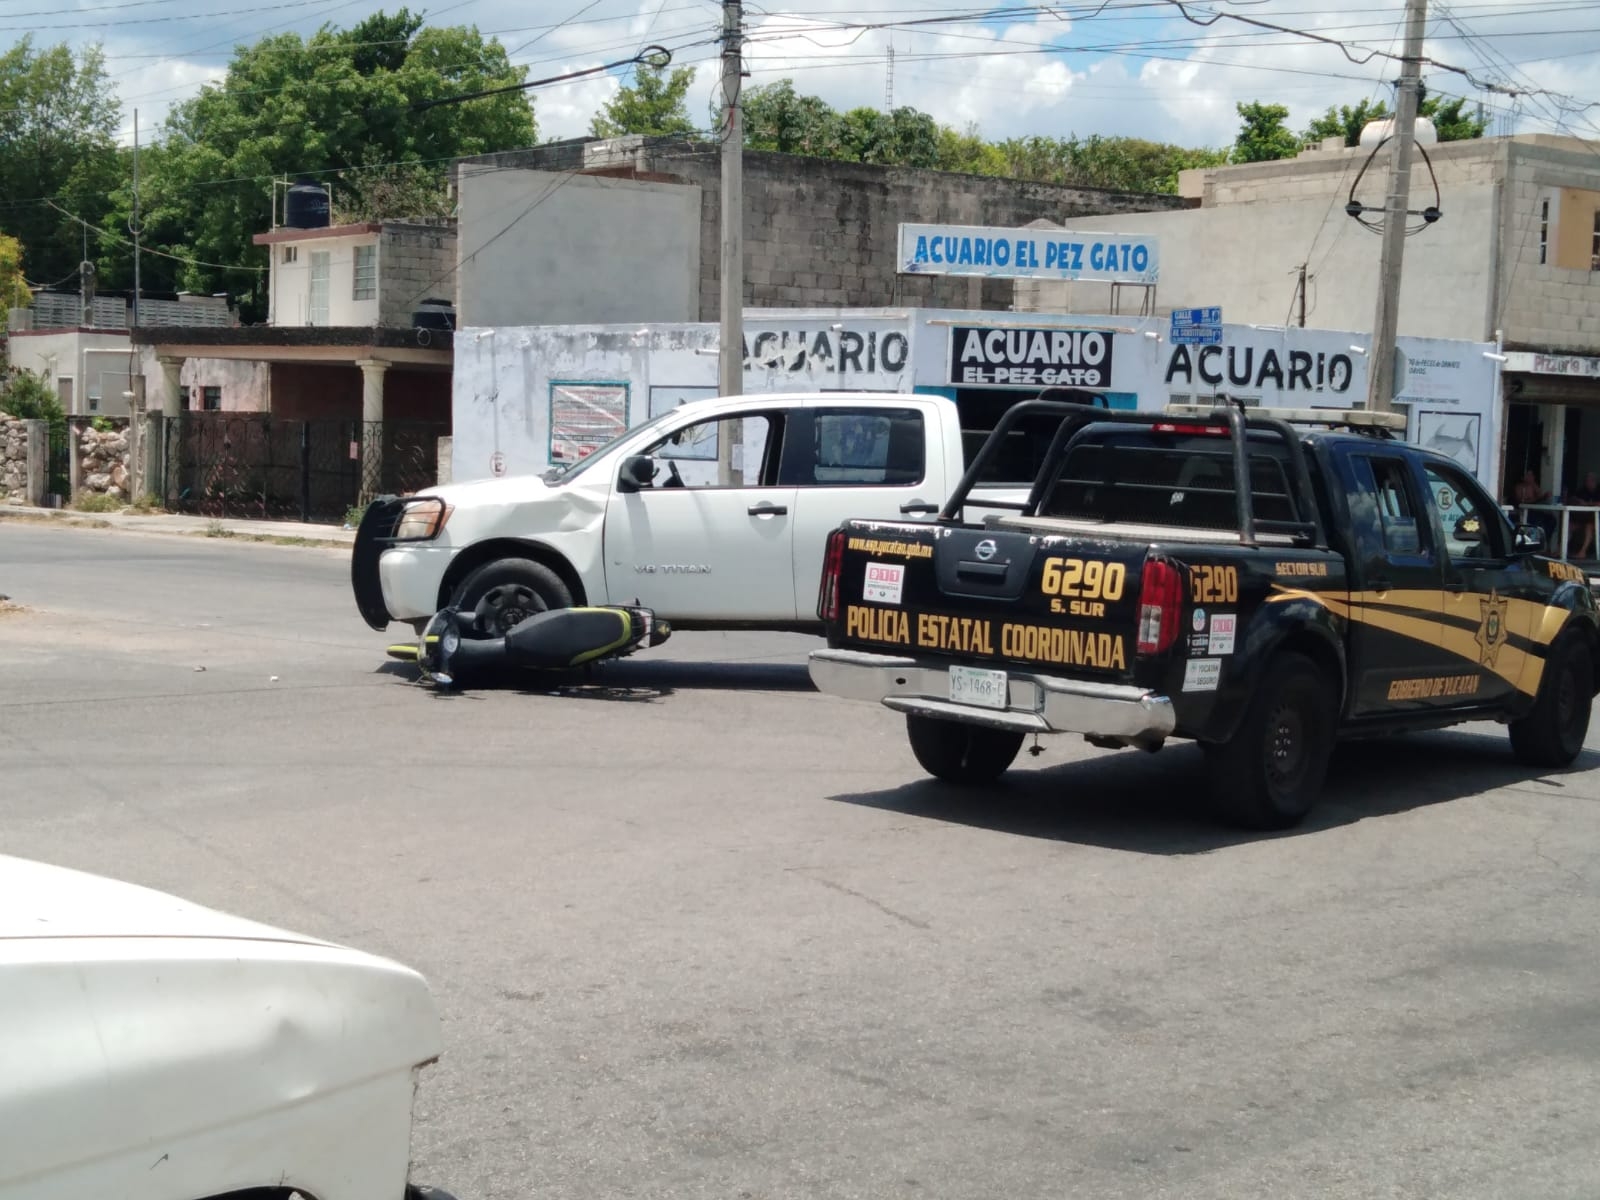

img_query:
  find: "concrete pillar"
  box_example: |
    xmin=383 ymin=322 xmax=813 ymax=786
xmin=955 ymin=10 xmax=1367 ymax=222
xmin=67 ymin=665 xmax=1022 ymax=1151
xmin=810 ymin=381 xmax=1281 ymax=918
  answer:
xmin=22 ymin=419 xmax=47 ymax=506
xmin=153 ymin=355 xmax=185 ymax=417
xmin=357 ymin=358 xmax=389 ymax=504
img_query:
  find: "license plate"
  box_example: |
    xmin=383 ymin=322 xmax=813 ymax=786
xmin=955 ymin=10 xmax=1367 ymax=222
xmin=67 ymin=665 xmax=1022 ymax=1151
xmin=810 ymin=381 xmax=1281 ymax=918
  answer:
xmin=949 ymin=665 xmax=1009 ymax=710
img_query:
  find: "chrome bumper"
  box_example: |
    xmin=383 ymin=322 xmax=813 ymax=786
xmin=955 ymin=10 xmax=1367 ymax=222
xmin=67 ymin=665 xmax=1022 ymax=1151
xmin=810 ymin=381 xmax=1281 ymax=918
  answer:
xmin=807 ymin=648 xmax=1177 ymax=745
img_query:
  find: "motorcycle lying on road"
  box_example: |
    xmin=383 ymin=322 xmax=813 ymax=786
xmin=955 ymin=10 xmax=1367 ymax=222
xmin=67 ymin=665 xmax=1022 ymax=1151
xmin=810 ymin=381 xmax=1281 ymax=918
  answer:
xmin=386 ymin=600 xmax=672 ymax=689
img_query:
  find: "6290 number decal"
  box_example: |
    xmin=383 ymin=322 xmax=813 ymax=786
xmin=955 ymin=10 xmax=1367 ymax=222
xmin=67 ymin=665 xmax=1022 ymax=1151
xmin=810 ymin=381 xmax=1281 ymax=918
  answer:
xmin=1042 ymin=556 xmax=1126 ymax=618
xmin=1191 ymin=564 xmax=1239 ymax=605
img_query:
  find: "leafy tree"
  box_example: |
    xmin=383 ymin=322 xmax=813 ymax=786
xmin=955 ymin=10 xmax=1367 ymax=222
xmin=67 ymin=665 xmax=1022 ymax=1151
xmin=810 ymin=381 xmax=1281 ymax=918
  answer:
xmin=1422 ymin=95 xmax=1488 ymax=141
xmin=105 ymin=10 xmax=536 ymax=320
xmin=1304 ymin=94 xmax=1488 ymax=146
xmin=0 ymin=39 xmax=121 ymax=290
xmin=332 ymin=157 xmax=453 ymax=224
xmin=1232 ymin=101 xmax=1299 ymax=163
xmin=740 ymin=80 xmax=847 ymax=157
xmin=591 ymin=63 xmax=698 ymax=138
xmin=0 ymin=235 xmax=32 ymax=325
xmin=935 ymin=124 xmax=1007 ymax=176
xmin=994 ymin=134 xmax=1227 ymax=194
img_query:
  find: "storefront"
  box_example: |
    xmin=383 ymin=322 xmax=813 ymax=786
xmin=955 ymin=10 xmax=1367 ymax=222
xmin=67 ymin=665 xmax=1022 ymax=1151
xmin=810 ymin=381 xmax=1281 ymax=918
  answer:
xmin=451 ymin=307 xmax=1502 ymax=487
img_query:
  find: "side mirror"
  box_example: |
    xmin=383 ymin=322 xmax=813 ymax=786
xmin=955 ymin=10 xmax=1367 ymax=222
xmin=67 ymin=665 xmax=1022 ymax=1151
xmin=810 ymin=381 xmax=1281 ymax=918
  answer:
xmin=617 ymin=454 xmax=656 ymax=494
xmin=1513 ymin=523 xmax=1546 ymax=554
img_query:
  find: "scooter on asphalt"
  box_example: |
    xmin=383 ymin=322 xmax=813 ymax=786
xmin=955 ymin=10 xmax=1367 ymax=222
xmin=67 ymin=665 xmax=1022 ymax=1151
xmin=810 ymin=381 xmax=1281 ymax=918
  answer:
xmin=386 ymin=599 xmax=672 ymax=689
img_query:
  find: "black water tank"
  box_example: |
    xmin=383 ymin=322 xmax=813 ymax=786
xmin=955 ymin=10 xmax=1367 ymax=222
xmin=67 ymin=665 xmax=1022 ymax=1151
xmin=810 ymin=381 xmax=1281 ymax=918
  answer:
xmin=413 ymin=297 xmax=455 ymax=330
xmin=284 ymin=177 xmax=330 ymax=229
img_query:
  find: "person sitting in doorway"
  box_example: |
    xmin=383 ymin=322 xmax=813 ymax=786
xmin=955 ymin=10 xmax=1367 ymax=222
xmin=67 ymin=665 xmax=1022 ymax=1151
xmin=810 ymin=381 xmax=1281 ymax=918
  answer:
xmin=1570 ymin=470 xmax=1600 ymax=558
xmin=1512 ymin=469 xmax=1555 ymax=540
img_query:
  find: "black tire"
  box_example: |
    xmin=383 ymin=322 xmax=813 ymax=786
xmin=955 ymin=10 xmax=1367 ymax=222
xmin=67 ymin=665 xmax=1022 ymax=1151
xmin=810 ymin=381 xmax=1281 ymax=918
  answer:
xmin=451 ymin=557 xmax=572 ymax=637
xmin=905 ymin=714 xmax=1024 ymax=784
xmin=1509 ymin=632 xmax=1593 ymax=767
xmin=1203 ymin=651 xmax=1337 ymax=831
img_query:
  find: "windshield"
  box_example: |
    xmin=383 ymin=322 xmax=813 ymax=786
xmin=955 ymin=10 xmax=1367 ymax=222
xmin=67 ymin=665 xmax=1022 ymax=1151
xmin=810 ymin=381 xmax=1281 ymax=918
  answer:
xmin=541 ymin=409 xmax=679 ymax=485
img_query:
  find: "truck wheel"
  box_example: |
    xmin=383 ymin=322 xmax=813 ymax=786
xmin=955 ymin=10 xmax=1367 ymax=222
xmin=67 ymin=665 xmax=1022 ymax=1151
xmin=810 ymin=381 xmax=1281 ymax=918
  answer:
xmin=906 ymin=714 xmax=1024 ymax=784
xmin=1509 ymin=633 xmax=1593 ymax=767
xmin=1203 ymin=651 xmax=1336 ymax=831
xmin=452 ymin=558 xmax=572 ymax=636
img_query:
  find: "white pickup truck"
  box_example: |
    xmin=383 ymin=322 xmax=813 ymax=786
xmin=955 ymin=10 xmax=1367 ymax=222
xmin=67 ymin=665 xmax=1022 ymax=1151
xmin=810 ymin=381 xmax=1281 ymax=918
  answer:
xmin=354 ymin=390 xmax=1032 ymax=637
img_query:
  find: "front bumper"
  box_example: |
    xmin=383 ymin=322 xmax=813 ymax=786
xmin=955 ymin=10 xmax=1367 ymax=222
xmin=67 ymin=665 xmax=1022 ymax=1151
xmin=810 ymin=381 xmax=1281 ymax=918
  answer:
xmin=351 ymin=499 xmax=460 ymax=631
xmin=352 ymin=497 xmax=407 ymax=630
xmin=808 ymin=648 xmax=1177 ymax=745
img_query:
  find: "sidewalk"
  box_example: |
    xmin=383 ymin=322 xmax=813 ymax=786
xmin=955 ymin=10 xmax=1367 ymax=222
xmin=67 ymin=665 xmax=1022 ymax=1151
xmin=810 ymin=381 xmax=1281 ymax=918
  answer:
xmin=0 ymin=502 xmax=356 ymax=546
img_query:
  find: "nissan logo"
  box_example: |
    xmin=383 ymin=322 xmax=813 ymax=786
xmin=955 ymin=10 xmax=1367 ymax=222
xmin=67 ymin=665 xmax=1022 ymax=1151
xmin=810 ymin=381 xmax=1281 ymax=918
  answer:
xmin=974 ymin=539 xmax=998 ymax=562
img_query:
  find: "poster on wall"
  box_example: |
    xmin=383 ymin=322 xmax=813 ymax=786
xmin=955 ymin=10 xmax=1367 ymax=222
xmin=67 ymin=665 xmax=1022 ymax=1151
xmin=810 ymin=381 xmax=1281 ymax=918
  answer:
xmin=549 ymin=381 xmax=629 ymax=464
xmin=1416 ymin=411 xmax=1482 ymax=474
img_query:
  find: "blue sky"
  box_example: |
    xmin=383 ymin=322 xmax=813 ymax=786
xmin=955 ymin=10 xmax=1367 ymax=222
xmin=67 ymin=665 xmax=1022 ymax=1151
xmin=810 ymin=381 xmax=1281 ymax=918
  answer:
xmin=25 ymin=0 xmax=1600 ymax=150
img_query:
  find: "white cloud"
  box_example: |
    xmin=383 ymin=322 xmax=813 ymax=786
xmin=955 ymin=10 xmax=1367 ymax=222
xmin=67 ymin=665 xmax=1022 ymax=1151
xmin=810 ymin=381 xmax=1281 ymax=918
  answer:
xmin=28 ymin=0 xmax=1600 ymax=154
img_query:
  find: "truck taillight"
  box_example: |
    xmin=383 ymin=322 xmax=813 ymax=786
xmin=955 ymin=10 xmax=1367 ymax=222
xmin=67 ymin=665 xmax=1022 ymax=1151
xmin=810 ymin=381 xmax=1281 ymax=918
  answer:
xmin=1136 ymin=555 xmax=1184 ymax=655
xmin=818 ymin=529 xmax=847 ymax=622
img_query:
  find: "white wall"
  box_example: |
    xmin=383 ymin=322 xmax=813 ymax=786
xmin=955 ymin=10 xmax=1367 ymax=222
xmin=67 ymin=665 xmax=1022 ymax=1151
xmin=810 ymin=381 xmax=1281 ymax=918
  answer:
xmin=268 ymin=232 xmax=381 ymax=327
xmin=7 ymin=329 xmax=140 ymax=415
xmin=456 ymin=168 xmax=701 ymax=327
xmin=1016 ymin=186 xmax=1497 ymax=343
xmin=452 ymin=308 xmax=1504 ymax=491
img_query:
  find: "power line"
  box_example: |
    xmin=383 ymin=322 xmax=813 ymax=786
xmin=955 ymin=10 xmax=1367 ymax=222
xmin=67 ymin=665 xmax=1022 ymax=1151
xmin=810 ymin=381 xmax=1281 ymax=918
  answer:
xmin=47 ymin=201 xmax=267 ymax=274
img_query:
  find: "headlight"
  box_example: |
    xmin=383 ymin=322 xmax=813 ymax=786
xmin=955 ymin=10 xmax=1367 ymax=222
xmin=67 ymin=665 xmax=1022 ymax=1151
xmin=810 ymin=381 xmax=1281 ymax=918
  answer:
xmin=393 ymin=498 xmax=454 ymax=541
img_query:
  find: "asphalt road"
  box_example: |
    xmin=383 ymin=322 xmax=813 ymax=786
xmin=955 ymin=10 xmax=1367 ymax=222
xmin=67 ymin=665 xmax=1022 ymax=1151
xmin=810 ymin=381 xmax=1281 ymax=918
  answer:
xmin=5 ymin=522 xmax=1600 ymax=1200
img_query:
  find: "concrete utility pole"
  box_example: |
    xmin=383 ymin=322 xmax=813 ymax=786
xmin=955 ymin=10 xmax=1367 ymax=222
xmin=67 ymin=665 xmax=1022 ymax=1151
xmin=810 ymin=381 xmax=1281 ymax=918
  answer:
xmin=718 ymin=0 xmax=744 ymax=403
xmin=1366 ymin=0 xmax=1427 ymax=413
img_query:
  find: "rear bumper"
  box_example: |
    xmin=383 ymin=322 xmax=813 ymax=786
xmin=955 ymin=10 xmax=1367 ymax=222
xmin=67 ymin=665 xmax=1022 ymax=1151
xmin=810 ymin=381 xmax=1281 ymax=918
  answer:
xmin=807 ymin=648 xmax=1177 ymax=745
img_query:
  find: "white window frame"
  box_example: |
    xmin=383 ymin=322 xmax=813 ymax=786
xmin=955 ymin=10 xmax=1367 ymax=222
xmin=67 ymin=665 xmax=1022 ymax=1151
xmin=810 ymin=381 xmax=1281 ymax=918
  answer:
xmin=353 ymin=244 xmax=376 ymax=301
xmin=308 ymin=250 xmax=330 ymax=326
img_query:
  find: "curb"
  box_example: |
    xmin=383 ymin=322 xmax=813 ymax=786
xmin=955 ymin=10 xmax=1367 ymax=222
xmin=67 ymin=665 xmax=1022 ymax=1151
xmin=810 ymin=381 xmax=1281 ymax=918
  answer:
xmin=0 ymin=505 xmax=354 ymax=550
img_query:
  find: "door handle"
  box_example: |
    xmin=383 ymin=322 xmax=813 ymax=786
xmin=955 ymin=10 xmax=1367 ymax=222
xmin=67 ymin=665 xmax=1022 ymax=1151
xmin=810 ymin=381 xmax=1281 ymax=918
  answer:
xmin=899 ymin=501 xmax=939 ymax=514
xmin=1444 ymin=579 xmax=1467 ymax=594
xmin=1371 ymin=576 xmax=1394 ymax=592
xmin=747 ymin=502 xmax=788 ymax=516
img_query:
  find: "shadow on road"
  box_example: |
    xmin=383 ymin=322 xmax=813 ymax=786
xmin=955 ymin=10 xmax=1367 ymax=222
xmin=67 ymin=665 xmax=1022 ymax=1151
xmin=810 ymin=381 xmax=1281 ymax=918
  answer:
xmin=377 ymin=657 xmax=815 ymax=700
xmin=829 ymin=726 xmax=1600 ymax=854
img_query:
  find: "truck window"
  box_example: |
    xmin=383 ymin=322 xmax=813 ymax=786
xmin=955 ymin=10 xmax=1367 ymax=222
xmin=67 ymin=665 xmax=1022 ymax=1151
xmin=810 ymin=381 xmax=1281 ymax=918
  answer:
xmin=786 ymin=408 xmax=925 ymax=486
xmin=1038 ymin=432 xmax=1302 ymax=530
xmin=642 ymin=414 xmax=781 ymax=487
xmin=1424 ymin=462 xmax=1504 ymax=562
xmin=1352 ymin=455 xmax=1432 ymax=559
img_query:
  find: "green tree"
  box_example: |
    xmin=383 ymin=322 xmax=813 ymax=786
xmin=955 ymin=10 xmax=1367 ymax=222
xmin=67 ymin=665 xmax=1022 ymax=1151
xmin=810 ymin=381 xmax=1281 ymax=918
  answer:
xmin=839 ymin=106 xmax=941 ymax=168
xmin=1232 ymin=101 xmax=1300 ymax=163
xmin=994 ymin=134 xmax=1227 ymax=194
xmin=0 ymin=235 xmax=32 ymax=325
xmin=740 ymin=80 xmax=846 ymax=157
xmin=0 ymin=39 xmax=121 ymax=290
xmin=107 ymin=10 xmax=535 ymax=320
xmin=590 ymin=64 xmax=698 ymax=138
xmin=1304 ymin=94 xmax=1487 ymax=146
xmin=1422 ymin=96 xmax=1489 ymax=141
xmin=935 ymin=124 xmax=1008 ymax=176
xmin=1303 ymin=98 xmax=1389 ymax=146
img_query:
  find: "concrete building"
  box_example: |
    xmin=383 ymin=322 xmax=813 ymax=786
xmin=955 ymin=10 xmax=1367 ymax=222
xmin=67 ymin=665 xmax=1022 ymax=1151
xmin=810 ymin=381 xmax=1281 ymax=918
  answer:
xmin=6 ymin=291 xmax=237 ymax=416
xmin=449 ymin=135 xmax=1190 ymax=329
xmin=1012 ymin=133 xmax=1600 ymax=503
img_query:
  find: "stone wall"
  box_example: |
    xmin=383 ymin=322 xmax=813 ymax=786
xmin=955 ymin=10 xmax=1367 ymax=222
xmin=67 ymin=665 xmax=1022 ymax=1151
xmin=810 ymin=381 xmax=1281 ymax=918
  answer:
xmin=380 ymin=219 xmax=458 ymax=327
xmin=72 ymin=417 xmax=132 ymax=498
xmin=0 ymin=412 xmax=46 ymax=504
xmin=0 ymin=413 xmax=32 ymax=500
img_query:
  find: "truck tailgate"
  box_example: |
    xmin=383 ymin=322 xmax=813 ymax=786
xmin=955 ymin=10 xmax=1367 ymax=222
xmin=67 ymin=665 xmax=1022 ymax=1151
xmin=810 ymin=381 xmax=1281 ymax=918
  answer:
xmin=824 ymin=522 xmax=1157 ymax=680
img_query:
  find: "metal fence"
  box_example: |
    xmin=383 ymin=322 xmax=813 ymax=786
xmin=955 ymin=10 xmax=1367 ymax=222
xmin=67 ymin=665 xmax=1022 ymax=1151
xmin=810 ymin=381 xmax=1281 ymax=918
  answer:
xmin=162 ymin=414 xmax=447 ymax=522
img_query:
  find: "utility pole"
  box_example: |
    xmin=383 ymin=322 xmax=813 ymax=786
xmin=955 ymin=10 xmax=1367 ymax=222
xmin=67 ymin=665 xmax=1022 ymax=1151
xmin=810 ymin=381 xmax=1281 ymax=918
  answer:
xmin=1365 ymin=0 xmax=1427 ymax=413
xmin=718 ymin=0 xmax=743 ymax=403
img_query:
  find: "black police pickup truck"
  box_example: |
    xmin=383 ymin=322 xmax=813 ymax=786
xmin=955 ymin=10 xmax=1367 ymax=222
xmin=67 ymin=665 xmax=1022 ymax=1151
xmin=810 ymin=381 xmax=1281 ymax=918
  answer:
xmin=808 ymin=398 xmax=1600 ymax=829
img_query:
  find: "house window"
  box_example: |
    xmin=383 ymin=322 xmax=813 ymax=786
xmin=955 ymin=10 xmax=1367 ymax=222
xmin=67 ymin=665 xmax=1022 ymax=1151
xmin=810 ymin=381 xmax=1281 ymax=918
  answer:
xmin=353 ymin=244 xmax=376 ymax=301
xmin=202 ymin=385 xmax=221 ymax=411
xmin=308 ymin=250 xmax=330 ymax=325
xmin=1539 ymin=199 xmax=1549 ymax=265
xmin=283 ymin=245 xmax=298 ymax=264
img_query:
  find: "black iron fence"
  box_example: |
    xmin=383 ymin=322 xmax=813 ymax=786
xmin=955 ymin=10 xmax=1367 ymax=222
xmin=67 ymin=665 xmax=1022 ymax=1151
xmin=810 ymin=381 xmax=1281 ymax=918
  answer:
xmin=162 ymin=414 xmax=447 ymax=522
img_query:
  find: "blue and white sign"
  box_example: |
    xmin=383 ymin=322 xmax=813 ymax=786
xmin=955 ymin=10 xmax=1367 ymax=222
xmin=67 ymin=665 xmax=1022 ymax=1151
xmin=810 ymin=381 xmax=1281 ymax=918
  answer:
xmin=898 ymin=223 xmax=1159 ymax=285
xmin=1170 ymin=306 xmax=1223 ymax=345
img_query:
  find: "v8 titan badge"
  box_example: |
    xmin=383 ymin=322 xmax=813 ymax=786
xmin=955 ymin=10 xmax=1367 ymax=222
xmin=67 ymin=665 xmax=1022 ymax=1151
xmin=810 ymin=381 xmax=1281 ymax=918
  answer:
xmin=863 ymin=561 xmax=905 ymax=605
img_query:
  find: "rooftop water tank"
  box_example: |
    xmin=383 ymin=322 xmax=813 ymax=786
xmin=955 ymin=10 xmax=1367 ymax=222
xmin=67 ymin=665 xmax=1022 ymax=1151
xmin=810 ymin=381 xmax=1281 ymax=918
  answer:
xmin=413 ymin=298 xmax=456 ymax=331
xmin=284 ymin=177 xmax=331 ymax=229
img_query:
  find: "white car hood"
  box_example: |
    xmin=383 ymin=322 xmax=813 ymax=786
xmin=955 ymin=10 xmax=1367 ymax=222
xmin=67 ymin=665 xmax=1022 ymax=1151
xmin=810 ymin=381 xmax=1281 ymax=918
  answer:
xmin=0 ymin=854 xmax=330 ymax=945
